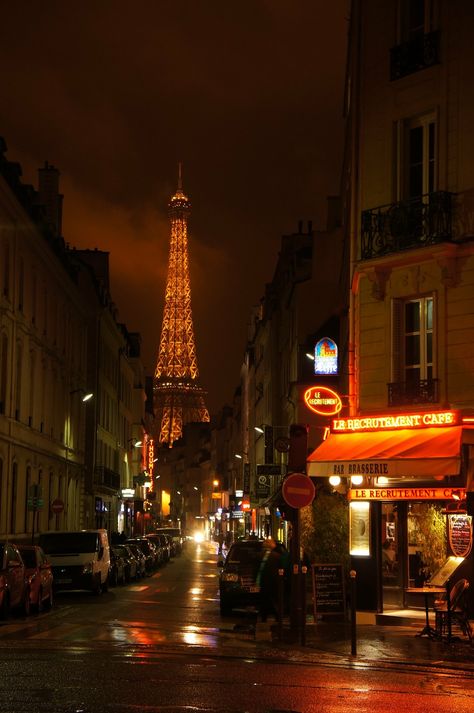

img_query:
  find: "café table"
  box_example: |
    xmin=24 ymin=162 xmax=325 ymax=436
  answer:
xmin=405 ymin=586 xmax=447 ymax=639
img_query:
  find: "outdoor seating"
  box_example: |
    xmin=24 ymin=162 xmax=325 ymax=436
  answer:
xmin=434 ymin=578 xmax=472 ymax=642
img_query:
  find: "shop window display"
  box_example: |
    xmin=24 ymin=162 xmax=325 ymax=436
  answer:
xmin=408 ymin=503 xmax=447 ymax=585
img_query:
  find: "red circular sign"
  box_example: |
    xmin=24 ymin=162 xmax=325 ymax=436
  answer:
xmin=51 ymin=498 xmax=64 ymax=514
xmin=304 ymin=386 xmax=342 ymax=416
xmin=282 ymin=473 xmax=315 ymax=509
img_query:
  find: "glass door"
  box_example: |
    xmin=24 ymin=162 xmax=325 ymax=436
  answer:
xmin=381 ymin=503 xmax=404 ymax=608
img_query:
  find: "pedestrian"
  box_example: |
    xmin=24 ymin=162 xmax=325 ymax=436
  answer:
xmin=256 ymin=538 xmax=282 ymax=622
xmin=217 ymin=531 xmax=224 ymax=554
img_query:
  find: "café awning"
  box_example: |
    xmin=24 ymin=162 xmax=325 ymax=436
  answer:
xmin=307 ymin=426 xmax=474 ymax=479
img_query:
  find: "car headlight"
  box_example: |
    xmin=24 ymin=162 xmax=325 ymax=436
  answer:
xmin=221 ymin=573 xmax=239 ymax=582
xmin=82 ymin=563 xmax=93 ymax=574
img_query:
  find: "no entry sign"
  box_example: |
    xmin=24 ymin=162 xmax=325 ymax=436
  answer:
xmin=282 ymin=473 xmax=315 ymax=509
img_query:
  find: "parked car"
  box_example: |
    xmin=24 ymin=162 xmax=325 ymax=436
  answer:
xmin=126 ymin=538 xmax=156 ymax=574
xmin=0 ymin=542 xmax=30 ymax=618
xmin=218 ymin=539 xmax=265 ymax=615
xmin=113 ymin=544 xmax=138 ymax=582
xmin=146 ymin=534 xmax=168 ymax=564
xmin=17 ymin=545 xmax=53 ymax=612
xmin=126 ymin=543 xmax=147 ymax=578
xmin=155 ymin=527 xmax=183 ymax=555
xmin=110 ymin=547 xmax=126 ymax=586
xmin=39 ymin=529 xmax=110 ymax=594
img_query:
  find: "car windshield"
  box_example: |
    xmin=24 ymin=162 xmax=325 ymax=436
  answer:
xmin=40 ymin=532 xmax=99 ymax=554
xmin=19 ymin=549 xmax=36 ymax=567
xmin=226 ymin=543 xmax=262 ymax=565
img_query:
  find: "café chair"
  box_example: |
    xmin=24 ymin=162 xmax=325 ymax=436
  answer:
xmin=434 ymin=578 xmax=472 ymax=642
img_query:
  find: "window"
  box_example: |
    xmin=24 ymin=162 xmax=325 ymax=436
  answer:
xmin=0 ymin=333 xmax=7 ymax=414
xmin=400 ymin=0 xmax=433 ymax=42
xmin=10 ymin=462 xmax=18 ymax=534
xmin=400 ymin=113 xmax=436 ymax=200
xmin=391 ymin=296 xmax=435 ymax=403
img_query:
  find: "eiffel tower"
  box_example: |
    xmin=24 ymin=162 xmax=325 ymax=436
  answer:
xmin=154 ymin=165 xmax=210 ymax=446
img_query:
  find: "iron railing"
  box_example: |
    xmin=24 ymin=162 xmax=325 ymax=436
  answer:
xmin=388 ymin=379 xmax=439 ymax=406
xmin=390 ymin=30 xmax=440 ymax=81
xmin=94 ymin=466 xmax=120 ymax=491
xmin=361 ymin=191 xmax=453 ymax=260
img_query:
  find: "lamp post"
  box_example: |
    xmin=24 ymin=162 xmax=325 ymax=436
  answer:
xmin=65 ymin=389 xmax=93 ymax=530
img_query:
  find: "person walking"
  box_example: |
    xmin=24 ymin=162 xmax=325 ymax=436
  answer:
xmin=256 ymin=538 xmax=282 ymax=623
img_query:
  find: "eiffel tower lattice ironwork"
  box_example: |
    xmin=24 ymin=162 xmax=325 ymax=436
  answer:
xmin=154 ymin=165 xmax=210 ymax=446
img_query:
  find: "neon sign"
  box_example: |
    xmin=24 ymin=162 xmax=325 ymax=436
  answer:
xmin=332 ymin=410 xmax=460 ymax=433
xmin=349 ymin=487 xmax=466 ymax=501
xmin=304 ymin=386 xmax=342 ymax=416
xmin=313 ymin=337 xmax=338 ymax=375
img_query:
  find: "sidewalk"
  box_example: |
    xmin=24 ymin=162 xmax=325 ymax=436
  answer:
xmin=257 ymin=619 xmax=474 ymax=670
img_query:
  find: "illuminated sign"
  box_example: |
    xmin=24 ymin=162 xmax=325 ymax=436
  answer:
xmin=314 ymin=337 xmax=338 ymax=375
xmin=304 ymin=386 xmax=342 ymax=416
xmin=348 ymin=487 xmax=466 ymax=501
xmin=448 ymin=514 xmax=472 ymax=558
xmin=332 ymin=410 xmax=460 ymax=433
xmin=147 ymin=439 xmax=155 ymax=479
xmin=350 ymin=501 xmax=370 ymax=556
xmin=121 ymin=488 xmax=135 ymax=498
xmin=241 ymin=500 xmax=251 ymax=510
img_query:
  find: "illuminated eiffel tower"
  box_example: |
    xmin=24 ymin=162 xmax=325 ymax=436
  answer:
xmin=154 ymin=165 xmax=210 ymax=446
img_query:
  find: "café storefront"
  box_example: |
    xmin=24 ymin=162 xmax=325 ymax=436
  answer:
xmin=307 ymin=409 xmax=474 ymax=614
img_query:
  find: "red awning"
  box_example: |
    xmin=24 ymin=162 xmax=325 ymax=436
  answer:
xmin=307 ymin=426 xmax=474 ymax=479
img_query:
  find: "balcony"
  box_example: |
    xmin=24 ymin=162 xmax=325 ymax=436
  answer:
xmin=361 ymin=191 xmax=453 ymax=260
xmin=388 ymin=379 xmax=439 ymax=406
xmin=390 ymin=30 xmax=440 ymax=81
xmin=94 ymin=466 xmax=120 ymax=492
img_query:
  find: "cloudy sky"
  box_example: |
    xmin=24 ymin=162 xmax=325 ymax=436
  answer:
xmin=1 ymin=1 xmax=348 ymax=414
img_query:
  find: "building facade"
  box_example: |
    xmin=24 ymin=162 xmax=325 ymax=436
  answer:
xmin=308 ymin=0 xmax=474 ymax=616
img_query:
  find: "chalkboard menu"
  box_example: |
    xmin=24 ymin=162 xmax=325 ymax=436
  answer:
xmin=448 ymin=514 xmax=473 ymax=558
xmin=311 ymin=563 xmax=346 ymax=617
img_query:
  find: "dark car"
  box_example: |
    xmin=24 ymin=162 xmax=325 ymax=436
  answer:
xmin=145 ymin=534 xmax=167 ymax=565
xmin=218 ymin=539 xmax=264 ymax=615
xmin=126 ymin=538 xmax=157 ymax=574
xmin=113 ymin=544 xmax=138 ymax=582
xmin=17 ymin=545 xmax=53 ymax=612
xmin=155 ymin=527 xmax=183 ymax=556
xmin=110 ymin=547 xmax=126 ymax=586
xmin=0 ymin=542 xmax=31 ymax=618
xmin=126 ymin=543 xmax=147 ymax=578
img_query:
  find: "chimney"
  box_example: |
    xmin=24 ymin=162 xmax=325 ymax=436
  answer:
xmin=38 ymin=161 xmax=63 ymax=237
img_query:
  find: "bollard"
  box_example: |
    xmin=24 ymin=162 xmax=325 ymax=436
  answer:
xmin=350 ymin=569 xmax=357 ymax=656
xmin=278 ymin=568 xmax=284 ymax=641
xmin=301 ymin=565 xmax=307 ymax=646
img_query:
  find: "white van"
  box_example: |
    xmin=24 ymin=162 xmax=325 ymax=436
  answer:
xmin=39 ymin=530 xmax=110 ymax=594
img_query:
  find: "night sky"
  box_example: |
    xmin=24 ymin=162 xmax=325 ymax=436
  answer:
xmin=1 ymin=1 xmax=348 ymax=415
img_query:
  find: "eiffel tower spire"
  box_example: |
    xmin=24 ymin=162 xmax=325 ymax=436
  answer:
xmin=154 ymin=166 xmax=210 ymax=446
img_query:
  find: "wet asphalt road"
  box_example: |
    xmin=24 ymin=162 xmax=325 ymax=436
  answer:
xmin=0 ymin=540 xmax=473 ymax=712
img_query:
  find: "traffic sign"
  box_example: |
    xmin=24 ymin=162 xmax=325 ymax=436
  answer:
xmin=282 ymin=473 xmax=315 ymax=509
xmin=256 ymin=464 xmax=281 ymax=476
xmin=51 ymin=498 xmax=64 ymax=514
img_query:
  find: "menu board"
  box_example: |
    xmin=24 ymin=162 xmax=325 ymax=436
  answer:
xmin=312 ymin=563 xmax=345 ymax=617
xmin=428 ymin=556 xmax=465 ymax=587
xmin=448 ymin=514 xmax=473 ymax=558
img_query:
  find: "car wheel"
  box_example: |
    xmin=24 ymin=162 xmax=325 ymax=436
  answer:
xmin=22 ymin=588 xmax=31 ymax=617
xmin=0 ymin=592 xmax=10 ymax=620
xmin=44 ymin=588 xmax=53 ymax=611
xmin=37 ymin=588 xmax=44 ymax=614
xmin=219 ymin=597 xmax=233 ymax=616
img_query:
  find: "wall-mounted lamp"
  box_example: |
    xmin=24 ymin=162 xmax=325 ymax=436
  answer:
xmin=329 ymin=475 xmax=341 ymax=487
xmin=305 ymin=353 xmax=314 ymax=361
xmin=351 ymin=475 xmax=364 ymax=486
xmin=70 ymin=388 xmax=94 ymax=402
xmin=193 ymin=486 xmax=199 ymax=491
xmin=254 ymin=426 xmax=264 ymax=434
xmin=128 ymin=438 xmax=142 ymax=449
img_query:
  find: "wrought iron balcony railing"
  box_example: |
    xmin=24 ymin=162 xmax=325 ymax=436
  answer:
xmin=94 ymin=466 xmax=120 ymax=491
xmin=390 ymin=30 xmax=440 ymax=81
xmin=361 ymin=191 xmax=453 ymax=260
xmin=388 ymin=379 xmax=439 ymax=406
